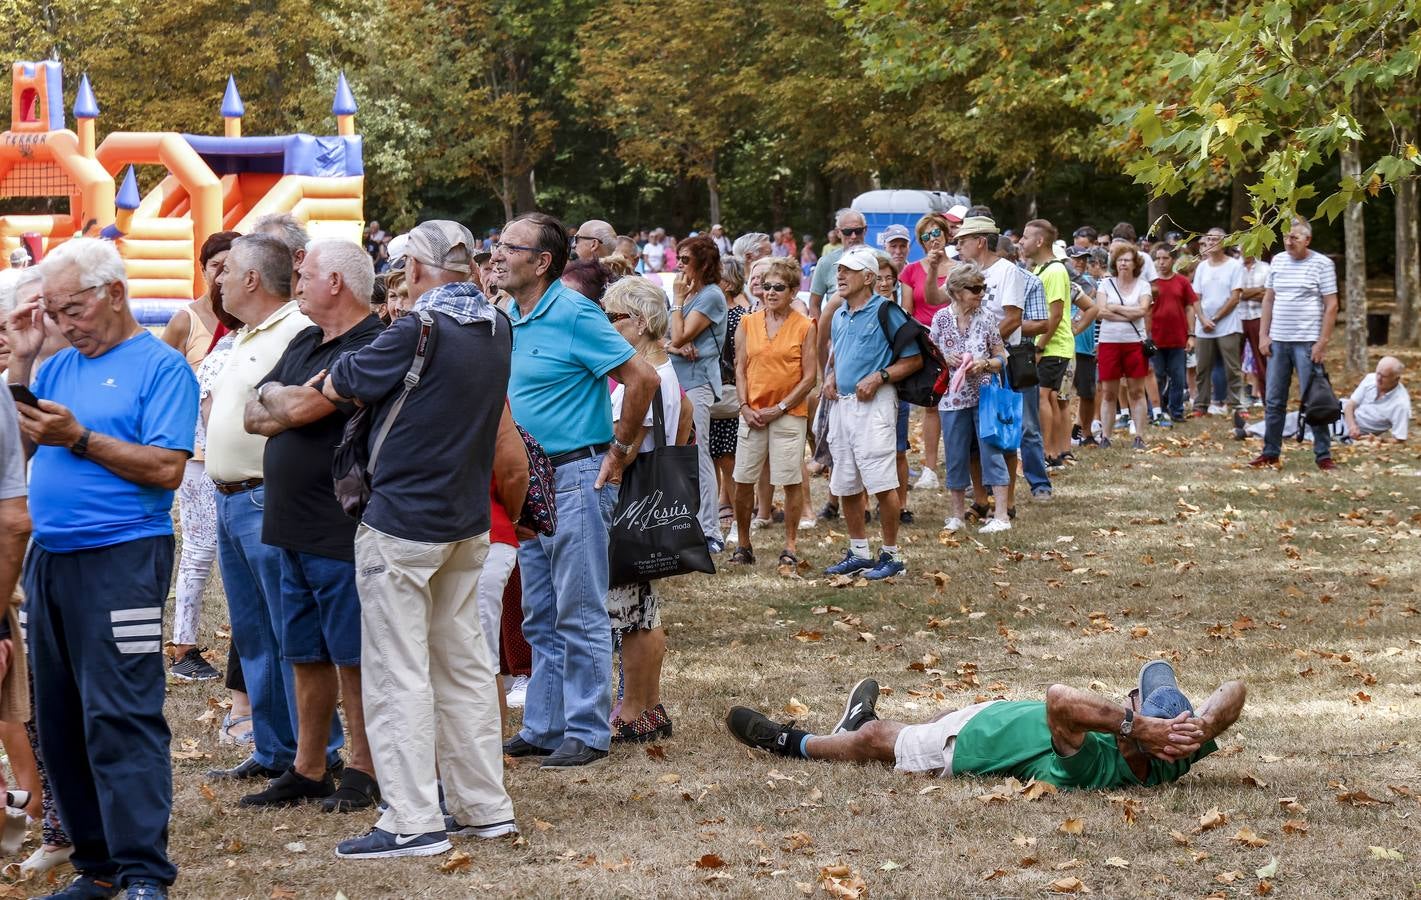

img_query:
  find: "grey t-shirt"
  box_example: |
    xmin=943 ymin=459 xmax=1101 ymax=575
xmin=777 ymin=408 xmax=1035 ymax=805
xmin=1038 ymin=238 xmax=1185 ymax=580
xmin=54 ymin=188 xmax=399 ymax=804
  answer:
xmin=0 ymin=399 xmax=27 ymax=501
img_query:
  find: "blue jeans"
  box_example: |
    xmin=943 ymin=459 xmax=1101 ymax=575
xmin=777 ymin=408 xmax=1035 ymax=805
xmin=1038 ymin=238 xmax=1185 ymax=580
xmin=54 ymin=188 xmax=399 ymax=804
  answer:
xmin=1017 ymin=385 xmax=1051 ymax=493
xmin=1151 ymin=347 xmax=1188 ymax=419
xmin=517 ymin=456 xmax=616 ymax=752
xmin=941 ymin=408 xmax=1008 ymax=490
xmin=215 ymin=487 xmax=342 ymax=770
xmin=1262 ymin=340 xmax=1332 ymax=460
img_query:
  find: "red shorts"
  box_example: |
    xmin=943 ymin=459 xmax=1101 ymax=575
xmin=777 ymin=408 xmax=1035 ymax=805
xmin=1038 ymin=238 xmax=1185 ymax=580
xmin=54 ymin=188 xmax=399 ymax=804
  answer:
xmin=1097 ymin=341 xmax=1150 ymax=381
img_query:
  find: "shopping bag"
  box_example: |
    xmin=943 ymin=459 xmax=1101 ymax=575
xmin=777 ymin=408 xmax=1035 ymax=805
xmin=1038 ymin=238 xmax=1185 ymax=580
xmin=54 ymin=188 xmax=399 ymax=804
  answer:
xmin=976 ymin=371 xmax=1023 ymax=452
xmin=608 ymin=388 xmax=716 ymax=587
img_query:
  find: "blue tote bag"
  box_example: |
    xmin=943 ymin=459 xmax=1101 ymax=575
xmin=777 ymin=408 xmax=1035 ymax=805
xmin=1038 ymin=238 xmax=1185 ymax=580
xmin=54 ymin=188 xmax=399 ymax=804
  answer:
xmin=976 ymin=371 xmax=1023 ymax=452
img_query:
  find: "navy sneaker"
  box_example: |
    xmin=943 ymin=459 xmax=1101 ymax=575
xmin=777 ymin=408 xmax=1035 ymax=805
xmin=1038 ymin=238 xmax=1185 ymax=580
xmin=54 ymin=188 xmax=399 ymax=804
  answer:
xmin=862 ymin=550 xmax=906 ymax=581
xmin=123 ymin=882 xmax=167 ymax=900
xmin=706 ymin=537 xmax=726 ymax=555
xmin=824 ymin=548 xmax=874 ymax=577
xmin=29 ymin=874 xmax=119 ymax=900
xmin=443 ymin=816 xmax=519 ymax=838
xmin=334 ymin=827 xmax=451 ymax=859
xmin=831 ymin=678 xmax=880 ymax=734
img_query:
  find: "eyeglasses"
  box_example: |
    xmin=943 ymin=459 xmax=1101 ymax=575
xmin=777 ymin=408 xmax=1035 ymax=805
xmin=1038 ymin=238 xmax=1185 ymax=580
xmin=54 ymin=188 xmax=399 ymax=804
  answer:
xmin=606 ymin=311 xmax=632 ymax=324
xmin=761 ymin=282 xmax=790 ymax=292
xmin=922 ymin=228 xmax=943 ymax=241
xmin=491 ymin=241 xmax=542 ymax=255
xmin=840 ymin=227 xmax=866 ymax=237
xmin=572 ymin=235 xmax=600 ymax=244
xmin=41 ymin=283 xmax=107 ymax=319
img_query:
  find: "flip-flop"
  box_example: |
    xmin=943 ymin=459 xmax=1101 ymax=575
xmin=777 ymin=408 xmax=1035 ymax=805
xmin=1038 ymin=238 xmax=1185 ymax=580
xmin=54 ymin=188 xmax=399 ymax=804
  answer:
xmin=778 ymin=550 xmax=800 ymax=568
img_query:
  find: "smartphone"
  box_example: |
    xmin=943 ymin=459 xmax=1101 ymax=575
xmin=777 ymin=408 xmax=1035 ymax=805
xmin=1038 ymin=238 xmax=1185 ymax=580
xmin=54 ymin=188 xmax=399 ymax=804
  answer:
xmin=8 ymin=384 xmax=40 ymax=408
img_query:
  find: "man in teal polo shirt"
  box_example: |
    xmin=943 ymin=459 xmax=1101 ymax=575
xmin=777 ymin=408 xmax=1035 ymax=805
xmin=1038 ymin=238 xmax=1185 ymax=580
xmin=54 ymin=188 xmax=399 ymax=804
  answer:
xmin=822 ymin=247 xmax=922 ymax=582
xmin=725 ymin=661 xmax=1245 ymax=791
xmin=492 ymin=212 xmax=659 ymax=769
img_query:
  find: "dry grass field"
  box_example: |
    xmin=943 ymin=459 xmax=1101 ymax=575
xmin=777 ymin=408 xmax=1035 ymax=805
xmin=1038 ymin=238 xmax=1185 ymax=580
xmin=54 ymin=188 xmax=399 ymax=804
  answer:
xmin=8 ymin=399 xmax=1421 ymax=899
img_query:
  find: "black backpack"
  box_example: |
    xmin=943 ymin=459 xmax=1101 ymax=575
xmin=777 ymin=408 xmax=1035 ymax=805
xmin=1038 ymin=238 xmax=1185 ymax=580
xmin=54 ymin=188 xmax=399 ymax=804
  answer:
xmin=1297 ymin=362 xmax=1342 ymax=440
xmin=876 ymin=302 xmax=947 ymax=407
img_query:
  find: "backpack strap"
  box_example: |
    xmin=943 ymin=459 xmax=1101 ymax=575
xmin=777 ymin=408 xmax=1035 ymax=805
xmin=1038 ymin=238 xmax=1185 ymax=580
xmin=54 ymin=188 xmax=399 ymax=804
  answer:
xmin=369 ymin=311 xmax=435 ymax=474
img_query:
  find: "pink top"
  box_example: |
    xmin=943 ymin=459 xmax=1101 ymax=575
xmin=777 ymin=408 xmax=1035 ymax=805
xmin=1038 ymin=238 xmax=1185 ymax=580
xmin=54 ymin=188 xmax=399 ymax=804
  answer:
xmin=899 ymin=260 xmax=949 ymax=327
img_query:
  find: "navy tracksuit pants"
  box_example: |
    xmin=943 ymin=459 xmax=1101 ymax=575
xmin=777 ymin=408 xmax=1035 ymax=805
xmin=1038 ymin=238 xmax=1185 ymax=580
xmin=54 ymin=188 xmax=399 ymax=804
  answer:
xmin=24 ymin=535 xmax=177 ymax=887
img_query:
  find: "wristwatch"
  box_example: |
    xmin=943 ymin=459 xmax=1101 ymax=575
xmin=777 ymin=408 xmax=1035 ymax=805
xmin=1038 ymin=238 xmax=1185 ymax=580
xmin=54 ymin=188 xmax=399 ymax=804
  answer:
xmin=878 ymin=368 xmax=890 ymax=384
xmin=69 ymin=427 xmax=92 ymax=458
xmin=611 ymin=439 xmax=634 ymax=457
xmin=776 ymin=400 xmax=789 ymax=413
xmin=1119 ymin=705 xmax=1135 ymax=737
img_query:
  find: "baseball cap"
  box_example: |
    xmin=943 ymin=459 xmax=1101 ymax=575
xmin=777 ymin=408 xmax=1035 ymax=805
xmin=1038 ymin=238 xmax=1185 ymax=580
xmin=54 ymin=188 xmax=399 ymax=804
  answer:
xmin=1138 ymin=661 xmax=1193 ymax=719
xmin=1052 ymin=239 xmax=1068 ymax=260
xmin=881 ymin=224 xmax=911 ymax=244
xmin=945 ymin=204 xmax=969 ymax=223
xmin=1066 ymin=245 xmax=1092 ymax=258
xmin=386 ymin=233 xmax=409 ymax=261
xmin=836 ymin=247 xmax=880 ymax=272
xmin=406 ymin=220 xmax=475 ymax=274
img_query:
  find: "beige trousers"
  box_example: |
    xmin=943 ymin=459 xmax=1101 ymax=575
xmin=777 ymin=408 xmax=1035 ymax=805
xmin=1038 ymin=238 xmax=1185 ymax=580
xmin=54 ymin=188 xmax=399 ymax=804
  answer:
xmin=355 ymin=524 xmax=513 ymax=834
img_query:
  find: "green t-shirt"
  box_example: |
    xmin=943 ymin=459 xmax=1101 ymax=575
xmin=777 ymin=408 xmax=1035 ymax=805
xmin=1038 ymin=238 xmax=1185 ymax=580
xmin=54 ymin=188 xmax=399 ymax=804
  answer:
xmin=1036 ymin=261 xmax=1076 ymax=360
xmin=951 ymin=701 xmax=1218 ymax=790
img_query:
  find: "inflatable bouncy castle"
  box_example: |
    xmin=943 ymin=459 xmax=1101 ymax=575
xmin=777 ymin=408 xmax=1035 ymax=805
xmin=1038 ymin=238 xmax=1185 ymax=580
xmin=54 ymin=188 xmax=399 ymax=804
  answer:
xmin=0 ymin=60 xmax=364 ymax=324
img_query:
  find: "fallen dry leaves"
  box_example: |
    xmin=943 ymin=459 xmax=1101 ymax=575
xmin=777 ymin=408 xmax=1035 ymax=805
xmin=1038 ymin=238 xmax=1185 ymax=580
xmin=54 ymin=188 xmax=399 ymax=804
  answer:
xmin=817 ymin=862 xmax=867 ymax=898
xmin=1047 ymin=875 xmax=1090 ymax=894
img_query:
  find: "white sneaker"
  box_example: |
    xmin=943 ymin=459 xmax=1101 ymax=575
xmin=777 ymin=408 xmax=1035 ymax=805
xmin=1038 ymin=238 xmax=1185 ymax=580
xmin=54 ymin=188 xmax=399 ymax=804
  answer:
xmin=750 ymin=517 xmax=773 ymax=530
xmin=978 ymin=519 xmax=1012 ymax=534
xmin=798 ymin=517 xmax=817 ymax=530
xmin=504 ymin=674 xmax=529 ymax=708
xmin=942 ymin=517 xmax=964 ymax=533
xmin=913 ymin=468 xmax=939 ymax=491
xmin=1207 ymin=404 xmax=1227 ymax=416
xmin=725 ymin=524 xmax=739 ymax=545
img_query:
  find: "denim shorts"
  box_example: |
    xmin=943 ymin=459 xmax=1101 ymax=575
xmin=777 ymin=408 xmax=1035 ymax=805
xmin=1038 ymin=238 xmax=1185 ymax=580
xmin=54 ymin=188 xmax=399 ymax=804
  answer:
xmin=279 ymin=549 xmax=362 ymax=666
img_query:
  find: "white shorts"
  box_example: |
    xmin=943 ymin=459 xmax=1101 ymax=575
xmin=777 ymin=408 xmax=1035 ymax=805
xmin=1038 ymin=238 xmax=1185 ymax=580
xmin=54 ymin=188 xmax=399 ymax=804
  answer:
xmin=893 ymin=700 xmax=1001 ymax=776
xmin=827 ymin=385 xmax=899 ymax=497
xmin=734 ymin=414 xmax=807 ymax=485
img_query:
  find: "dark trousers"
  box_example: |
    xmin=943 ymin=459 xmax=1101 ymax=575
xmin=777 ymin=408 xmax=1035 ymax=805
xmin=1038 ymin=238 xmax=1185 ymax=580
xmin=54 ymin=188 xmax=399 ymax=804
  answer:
xmin=1151 ymin=347 xmax=1188 ymax=419
xmin=24 ymin=536 xmax=177 ymax=887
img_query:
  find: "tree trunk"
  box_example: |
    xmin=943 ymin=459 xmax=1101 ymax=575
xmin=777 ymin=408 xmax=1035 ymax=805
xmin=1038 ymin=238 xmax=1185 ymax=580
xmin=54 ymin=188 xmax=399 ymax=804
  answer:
xmin=1230 ymin=173 xmax=1250 ymax=233
xmin=498 ymin=171 xmax=513 ymax=224
xmin=513 ymin=168 xmax=536 ymax=214
xmin=1396 ymin=134 xmax=1420 ymax=343
xmin=1341 ymin=140 xmax=1368 ymax=373
xmin=707 ymin=168 xmax=722 ymax=230
xmin=1146 ymin=194 xmax=1169 ymax=239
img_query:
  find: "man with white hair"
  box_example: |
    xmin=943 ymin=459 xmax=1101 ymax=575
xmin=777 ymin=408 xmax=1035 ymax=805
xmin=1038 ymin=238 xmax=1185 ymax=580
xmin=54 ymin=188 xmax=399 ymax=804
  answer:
xmin=205 ymin=234 xmax=344 ymax=785
xmin=238 ymin=239 xmax=384 ymax=811
xmin=1343 ymin=356 xmax=1409 ymax=442
xmin=572 ymin=219 xmax=617 ymax=261
xmin=733 ymin=232 xmax=772 ymax=268
xmin=810 ymin=209 xmax=868 ymax=316
xmin=6 ymin=238 xmax=197 ymax=899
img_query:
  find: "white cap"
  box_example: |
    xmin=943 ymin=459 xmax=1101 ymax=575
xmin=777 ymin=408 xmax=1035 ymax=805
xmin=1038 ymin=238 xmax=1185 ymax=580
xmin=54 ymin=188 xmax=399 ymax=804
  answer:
xmin=1052 ymin=239 xmax=1068 ymax=260
xmin=836 ymin=246 xmax=880 ymax=272
xmin=386 ymin=233 xmax=410 ymax=261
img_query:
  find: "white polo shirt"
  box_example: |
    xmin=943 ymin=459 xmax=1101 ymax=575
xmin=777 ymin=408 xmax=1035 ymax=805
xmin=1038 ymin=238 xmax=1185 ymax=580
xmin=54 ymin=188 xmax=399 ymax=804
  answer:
xmin=1348 ymin=373 xmax=1410 ymax=440
xmin=205 ymin=301 xmax=313 ymax=482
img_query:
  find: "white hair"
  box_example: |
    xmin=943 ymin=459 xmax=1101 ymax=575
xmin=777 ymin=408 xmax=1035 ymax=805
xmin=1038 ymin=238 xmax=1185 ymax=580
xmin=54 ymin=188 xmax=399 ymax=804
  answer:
xmin=1289 ymin=216 xmax=1313 ymax=238
xmin=39 ymin=237 xmax=128 ymax=292
xmin=732 ymin=232 xmax=770 ymax=260
xmin=0 ymin=269 xmax=19 ymax=314
xmin=253 ymin=212 xmax=310 ymax=258
xmin=307 ymin=238 xmax=375 ymax=303
xmin=602 ymin=276 xmax=669 ymax=340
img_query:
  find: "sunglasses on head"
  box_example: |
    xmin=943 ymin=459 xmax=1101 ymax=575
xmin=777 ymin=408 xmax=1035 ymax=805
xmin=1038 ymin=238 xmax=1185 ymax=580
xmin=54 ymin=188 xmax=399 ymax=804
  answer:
xmin=841 ymin=227 xmax=866 ymax=237
xmin=761 ymin=282 xmax=790 ymax=292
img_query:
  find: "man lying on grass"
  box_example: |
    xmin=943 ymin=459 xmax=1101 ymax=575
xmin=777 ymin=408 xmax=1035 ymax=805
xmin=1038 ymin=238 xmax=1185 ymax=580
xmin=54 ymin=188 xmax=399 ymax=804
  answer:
xmin=726 ymin=662 xmax=1245 ymax=789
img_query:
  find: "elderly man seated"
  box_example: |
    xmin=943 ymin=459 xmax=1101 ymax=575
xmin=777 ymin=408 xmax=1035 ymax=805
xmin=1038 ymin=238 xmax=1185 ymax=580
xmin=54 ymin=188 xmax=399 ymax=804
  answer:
xmin=1344 ymin=356 xmax=1409 ymax=442
xmin=726 ymin=662 xmax=1244 ymax=791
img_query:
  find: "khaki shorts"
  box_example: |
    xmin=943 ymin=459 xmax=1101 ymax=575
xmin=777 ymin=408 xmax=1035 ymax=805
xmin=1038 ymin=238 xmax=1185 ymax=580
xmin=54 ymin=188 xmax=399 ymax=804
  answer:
xmin=893 ymin=700 xmax=1001 ymax=776
xmin=827 ymin=385 xmax=899 ymax=497
xmin=734 ymin=414 xmax=807 ymax=485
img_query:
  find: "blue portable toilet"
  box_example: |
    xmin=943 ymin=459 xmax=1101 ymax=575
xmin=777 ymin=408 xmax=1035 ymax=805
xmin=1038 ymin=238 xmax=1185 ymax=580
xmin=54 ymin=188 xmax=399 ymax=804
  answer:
xmin=852 ymin=190 xmax=970 ymax=263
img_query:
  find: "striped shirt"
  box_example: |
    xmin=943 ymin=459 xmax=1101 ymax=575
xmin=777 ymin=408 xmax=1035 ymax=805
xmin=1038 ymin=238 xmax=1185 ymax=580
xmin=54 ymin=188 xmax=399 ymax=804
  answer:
xmin=1239 ymin=259 xmax=1270 ymax=320
xmin=1266 ymin=250 xmax=1336 ymax=342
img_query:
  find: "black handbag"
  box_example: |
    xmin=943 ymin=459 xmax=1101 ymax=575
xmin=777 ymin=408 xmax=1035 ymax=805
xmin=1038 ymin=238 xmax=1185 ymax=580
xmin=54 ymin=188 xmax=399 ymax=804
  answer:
xmin=331 ymin=312 xmax=434 ymax=519
xmin=1005 ymin=342 xmax=1039 ymax=390
xmin=607 ymin=387 xmax=716 ymax=587
xmin=1106 ymin=279 xmax=1156 ymax=358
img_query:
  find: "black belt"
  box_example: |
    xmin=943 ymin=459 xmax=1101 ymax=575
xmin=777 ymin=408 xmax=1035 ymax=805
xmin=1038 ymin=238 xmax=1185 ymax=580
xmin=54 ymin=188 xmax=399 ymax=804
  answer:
xmin=548 ymin=443 xmax=610 ymax=468
xmin=212 ymin=477 xmax=263 ymax=496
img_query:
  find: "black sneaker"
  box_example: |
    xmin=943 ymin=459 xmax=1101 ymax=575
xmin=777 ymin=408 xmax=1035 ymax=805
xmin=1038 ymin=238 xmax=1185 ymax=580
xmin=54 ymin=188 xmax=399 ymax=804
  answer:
xmin=1232 ymin=410 xmax=1247 ymax=441
xmin=831 ymin=678 xmax=880 ymax=734
xmin=503 ymin=735 xmax=553 ymax=757
xmin=29 ymin=874 xmax=120 ymax=900
xmin=206 ymin=755 xmax=284 ymax=781
xmin=899 ymin=509 xmax=914 ymax=525
xmin=169 ymin=647 xmax=220 ymax=682
xmin=239 ymin=766 xmax=334 ymax=807
xmin=818 ymin=502 xmax=840 ymax=520
xmin=443 ymin=816 xmax=518 ymax=839
xmin=322 ymin=767 xmax=380 ymax=813
xmin=724 ymin=707 xmax=797 ymax=756
xmin=539 ymin=738 xmax=608 ymax=769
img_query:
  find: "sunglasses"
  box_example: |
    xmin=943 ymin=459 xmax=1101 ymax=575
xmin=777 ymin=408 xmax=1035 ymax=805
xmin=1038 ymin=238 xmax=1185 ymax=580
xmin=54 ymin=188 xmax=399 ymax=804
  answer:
xmin=761 ymin=282 xmax=790 ymax=292
xmin=922 ymin=228 xmax=944 ymax=241
xmin=840 ymin=227 xmax=866 ymax=237
xmin=960 ymin=284 xmax=986 ymax=294
xmin=606 ymin=311 xmax=632 ymax=324
xmin=677 ymin=255 xmax=691 ymax=264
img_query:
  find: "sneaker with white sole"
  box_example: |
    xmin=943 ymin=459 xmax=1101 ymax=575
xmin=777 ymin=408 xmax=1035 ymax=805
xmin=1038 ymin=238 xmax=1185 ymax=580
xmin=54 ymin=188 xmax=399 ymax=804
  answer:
xmin=831 ymin=678 xmax=880 ymax=734
xmin=942 ymin=517 xmax=964 ymax=533
xmin=504 ymin=674 xmax=529 ymax=708
xmin=443 ymin=816 xmax=518 ymax=839
xmin=913 ymin=468 xmax=939 ymax=491
xmin=862 ymin=550 xmax=906 ymax=581
xmin=335 ymin=827 xmax=450 ymax=859
xmin=797 ymin=517 xmax=817 ymax=530
xmin=169 ymin=647 xmax=221 ymax=682
xmin=978 ymin=518 xmax=1012 ymax=534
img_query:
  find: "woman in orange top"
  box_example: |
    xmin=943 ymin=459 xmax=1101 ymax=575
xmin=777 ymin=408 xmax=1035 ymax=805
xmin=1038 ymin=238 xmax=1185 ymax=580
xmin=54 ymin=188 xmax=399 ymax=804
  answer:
xmin=729 ymin=256 xmax=818 ymax=568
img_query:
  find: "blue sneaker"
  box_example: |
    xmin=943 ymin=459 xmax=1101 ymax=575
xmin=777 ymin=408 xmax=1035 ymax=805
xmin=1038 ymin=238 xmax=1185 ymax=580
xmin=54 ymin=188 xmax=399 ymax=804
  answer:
xmin=706 ymin=537 xmax=725 ymax=555
xmin=31 ymin=875 xmax=119 ymax=900
xmin=444 ymin=816 xmax=519 ymax=838
xmin=862 ymin=550 xmax=906 ymax=581
xmin=824 ymin=548 xmax=874 ymax=577
xmin=124 ymin=882 xmax=167 ymax=900
xmin=334 ymin=827 xmax=451 ymax=859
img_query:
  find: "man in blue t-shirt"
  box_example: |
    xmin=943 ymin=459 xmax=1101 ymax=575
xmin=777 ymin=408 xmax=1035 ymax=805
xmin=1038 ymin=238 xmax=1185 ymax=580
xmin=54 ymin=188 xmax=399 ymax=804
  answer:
xmin=822 ymin=247 xmax=921 ymax=582
xmin=7 ymin=238 xmax=197 ymax=899
xmin=495 ymin=212 xmax=660 ymax=770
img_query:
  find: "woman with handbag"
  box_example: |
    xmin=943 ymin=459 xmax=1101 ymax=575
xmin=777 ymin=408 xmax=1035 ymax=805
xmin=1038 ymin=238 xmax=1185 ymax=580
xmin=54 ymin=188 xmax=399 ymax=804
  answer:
xmin=929 ymin=263 xmax=1012 ymax=534
xmin=710 ymin=258 xmax=752 ymax=540
xmin=667 ymin=235 xmax=729 ymax=553
xmin=1095 ymin=243 xmax=1155 ymax=450
xmin=603 ymin=277 xmax=695 ymax=743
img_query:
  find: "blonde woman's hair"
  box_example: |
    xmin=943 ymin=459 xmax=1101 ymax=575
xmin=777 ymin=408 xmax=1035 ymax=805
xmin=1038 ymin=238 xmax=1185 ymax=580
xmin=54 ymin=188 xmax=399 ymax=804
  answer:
xmin=600 ymin=253 xmax=636 ymax=279
xmin=757 ymin=256 xmax=800 ymax=290
xmin=603 ymin=276 xmax=669 ymax=340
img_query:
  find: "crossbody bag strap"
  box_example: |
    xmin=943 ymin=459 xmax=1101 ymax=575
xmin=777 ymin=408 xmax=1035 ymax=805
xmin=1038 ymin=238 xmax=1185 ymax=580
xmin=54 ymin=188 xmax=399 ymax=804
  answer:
xmin=369 ymin=311 xmax=435 ymax=474
xmin=1108 ymin=279 xmax=1147 ymax=341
